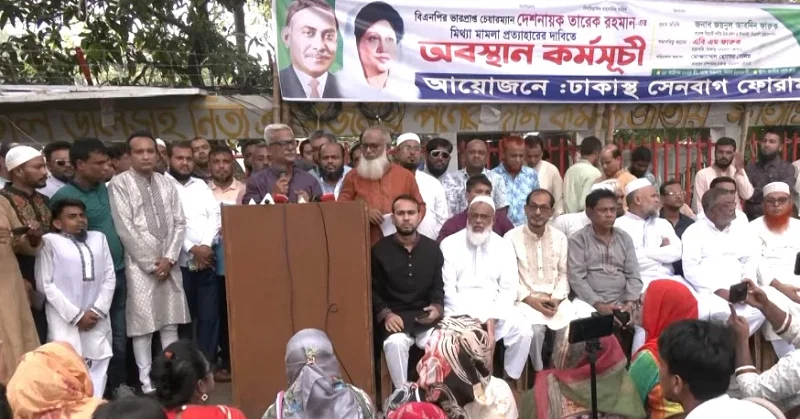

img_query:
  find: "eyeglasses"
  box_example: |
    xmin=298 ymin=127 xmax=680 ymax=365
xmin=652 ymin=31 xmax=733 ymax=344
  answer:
xmin=53 ymin=159 xmax=72 ymax=167
xmin=271 ymin=140 xmax=298 ymax=149
xmin=663 ymin=191 xmax=685 ymax=197
xmin=765 ymin=197 xmax=791 ymax=206
xmin=430 ymin=150 xmax=451 ymax=159
xmin=361 ymin=142 xmax=384 ymax=151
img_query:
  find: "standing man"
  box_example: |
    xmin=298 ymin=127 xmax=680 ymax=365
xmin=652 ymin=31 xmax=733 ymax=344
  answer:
xmin=525 ymin=135 xmax=564 ymax=216
xmin=629 ymin=146 xmax=658 ymax=187
xmin=694 ymin=137 xmax=753 ymax=213
xmin=441 ymin=139 xmax=508 ymax=216
xmin=505 ymin=189 xmax=573 ymax=371
xmin=745 ymin=129 xmax=797 ymax=220
xmin=394 ymin=133 xmax=449 ymax=239
xmin=108 ymin=143 xmax=131 ymax=177
xmin=492 ymin=137 xmax=540 ymax=227
xmin=299 ymin=139 xmax=315 ymax=168
xmin=39 ymin=141 xmax=73 ymax=198
xmin=595 ymin=144 xmax=637 ymax=209
xmin=563 ymin=136 xmax=602 ymax=213
xmin=305 ymin=131 xmax=335 ymax=175
xmin=372 ymin=195 xmax=443 ymax=388
xmin=317 ymin=142 xmax=350 ymax=199
xmin=750 ymin=182 xmax=800 ymax=357
xmin=190 ymin=137 xmax=212 ymax=182
xmin=567 ymin=188 xmax=643 ymax=344
xmin=682 ymin=188 xmax=764 ymax=335
xmin=248 ymin=142 xmax=271 ymax=177
xmin=279 ymin=0 xmax=341 ymax=98
xmin=0 ymin=142 xmax=17 ymax=185
xmin=108 ymin=130 xmax=190 ymax=393
xmin=422 ymin=137 xmax=452 ymax=180
xmin=35 ymin=199 xmax=116 ymax=397
xmin=437 ymin=174 xmax=514 ymax=242
xmin=50 ymin=138 xmax=128 ymax=397
xmin=208 ymin=145 xmax=244 ymax=382
xmin=167 ymin=141 xmax=221 ymax=366
xmin=1 ymin=145 xmax=51 ymax=343
xmin=243 ymin=124 xmax=322 ymax=204
xmin=440 ymin=196 xmax=534 ymax=380
xmin=338 ymin=126 xmax=426 ymax=244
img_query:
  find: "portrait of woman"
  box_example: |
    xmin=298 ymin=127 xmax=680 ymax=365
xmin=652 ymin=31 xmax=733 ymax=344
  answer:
xmin=353 ymin=1 xmax=407 ymax=92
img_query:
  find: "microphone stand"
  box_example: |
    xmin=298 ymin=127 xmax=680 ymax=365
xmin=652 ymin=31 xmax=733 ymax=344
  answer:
xmin=585 ymin=337 xmax=602 ymax=419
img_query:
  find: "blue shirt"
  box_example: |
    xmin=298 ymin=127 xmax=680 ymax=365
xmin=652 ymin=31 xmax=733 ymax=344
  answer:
xmin=491 ymin=164 xmax=540 ymax=226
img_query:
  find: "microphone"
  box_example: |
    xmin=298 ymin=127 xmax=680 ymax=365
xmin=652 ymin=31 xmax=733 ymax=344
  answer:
xmin=273 ymin=194 xmax=289 ymax=204
xmin=312 ymin=193 xmax=336 ymax=202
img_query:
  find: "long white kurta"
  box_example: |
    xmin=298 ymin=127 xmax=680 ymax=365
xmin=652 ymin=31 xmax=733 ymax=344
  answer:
xmin=682 ymin=217 xmax=765 ymax=334
xmin=751 ymin=216 xmax=800 ymax=342
xmin=109 ymin=170 xmax=190 ymax=336
xmin=614 ymin=212 xmax=686 ymax=292
xmin=416 ymin=170 xmax=450 ymax=240
xmin=35 ymin=232 xmax=116 ymax=360
xmin=440 ymin=229 xmax=533 ymax=379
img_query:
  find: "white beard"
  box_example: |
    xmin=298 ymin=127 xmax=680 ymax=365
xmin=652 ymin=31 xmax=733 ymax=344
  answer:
xmin=466 ymin=226 xmax=491 ymax=247
xmin=356 ymin=152 xmax=390 ymax=180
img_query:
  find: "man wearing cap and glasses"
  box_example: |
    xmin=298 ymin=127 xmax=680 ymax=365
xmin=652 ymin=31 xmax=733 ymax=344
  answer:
xmin=39 ymin=141 xmax=73 ymax=198
xmin=0 ymin=145 xmax=51 ymax=343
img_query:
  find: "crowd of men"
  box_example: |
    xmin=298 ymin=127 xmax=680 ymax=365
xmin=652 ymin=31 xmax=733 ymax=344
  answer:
xmin=2 ymin=125 xmax=800 ymax=417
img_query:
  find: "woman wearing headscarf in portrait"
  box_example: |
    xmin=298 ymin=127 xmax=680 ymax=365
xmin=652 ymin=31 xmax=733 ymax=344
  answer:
xmin=628 ymin=279 xmax=698 ymax=419
xmin=262 ymin=328 xmax=375 ymax=419
xmin=518 ymin=332 xmax=645 ymax=419
xmin=6 ymin=342 xmax=105 ymax=419
xmin=386 ymin=316 xmax=518 ymax=419
xmin=150 ymin=340 xmax=245 ymax=419
xmin=341 ymin=1 xmax=419 ymax=100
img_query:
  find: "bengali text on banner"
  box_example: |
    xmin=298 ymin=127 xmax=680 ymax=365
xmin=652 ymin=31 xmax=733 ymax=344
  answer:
xmin=273 ymin=0 xmax=800 ymax=103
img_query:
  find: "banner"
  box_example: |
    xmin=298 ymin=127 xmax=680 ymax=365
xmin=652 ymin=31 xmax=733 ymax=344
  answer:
xmin=274 ymin=0 xmax=800 ymax=103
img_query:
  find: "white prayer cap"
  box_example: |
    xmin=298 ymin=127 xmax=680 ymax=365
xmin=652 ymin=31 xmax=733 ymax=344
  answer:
xmin=625 ymin=178 xmax=652 ymax=196
xmin=591 ymin=181 xmax=616 ymax=193
xmin=469 ymin=195 xmax=495 ymax=211
xmin=5 ymin=145 xmax=42 ymax=171
xmin=396 ymin=132 xmax=420 ymax=145
xmin=763 ymin=181 xmax=790 ymax=197
xmin=156 ymin=138 xmax=166 ymax=148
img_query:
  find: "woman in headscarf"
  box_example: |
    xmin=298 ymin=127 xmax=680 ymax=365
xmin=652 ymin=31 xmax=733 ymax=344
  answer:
xmin=150 ymin=340 xmax=245 ymax=419
xmin=5 ymin=342 xmax=104 ymax=419
xmin=628 ymin=280 xmax=698 ymax=419
xmin=519 ymin=333 xmax=645 ymax=419
xmin=262 ymin=328 xmax=375 ymax=419
xmin=386 ymin=316 xmax=518 ymax=419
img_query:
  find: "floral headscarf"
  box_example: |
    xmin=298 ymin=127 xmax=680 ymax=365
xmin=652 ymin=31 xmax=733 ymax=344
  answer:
xmin=6 ymin=342 xmax=104 ymax=419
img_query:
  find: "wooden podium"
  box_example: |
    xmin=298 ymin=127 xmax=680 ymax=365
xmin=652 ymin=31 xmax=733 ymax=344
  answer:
xmin=221 ymin=202 xmax=375 ymax=418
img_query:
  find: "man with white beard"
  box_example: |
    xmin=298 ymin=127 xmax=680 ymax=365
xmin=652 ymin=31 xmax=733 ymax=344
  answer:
xmin=751 ymin=181 xmax=800 ymax=357
xmin=339 ymin=126 xmax=426 ymax=245
xmin=440 ymin=195 xmax=534 ymax=380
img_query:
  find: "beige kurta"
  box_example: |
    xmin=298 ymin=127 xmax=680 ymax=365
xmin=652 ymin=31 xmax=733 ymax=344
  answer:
xmin=0 ymin=198 xmax=40 ymax=383
xmin=109 ymin=170 xmax=190 ymax=337
xmin=505 ymin=224 xmax=574 ymax=330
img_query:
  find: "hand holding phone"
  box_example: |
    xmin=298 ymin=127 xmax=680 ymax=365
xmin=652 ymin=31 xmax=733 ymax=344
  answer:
xmin=612 ymin=309 xmax=631 ymax=327
xmin=729 ymin=282 xmax=749 ymax=304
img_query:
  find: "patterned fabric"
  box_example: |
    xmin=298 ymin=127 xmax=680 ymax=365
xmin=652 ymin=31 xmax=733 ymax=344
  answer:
xmin=628 ymin=350 xmax=684 ymax=419
xmin=262 ymin=329 xmax=375 ymax=419
xmin=387 ymin=402 xmax=448 ymax=419
xmin=0 ymin=184 xmax=52 ymax=234
xmin=132 ymin=173 xmax=169 ymax=242
xmin=6 ymin=342 xmax=105 ymax=419
xmin=440 ymin=169 xmax=508 ymax=216
xmin=491 ymin=164 xmax=540 ymax=226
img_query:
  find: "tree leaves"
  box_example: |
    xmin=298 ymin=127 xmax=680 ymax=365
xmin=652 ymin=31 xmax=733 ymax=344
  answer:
xmin=0 ymin=0 xmax=272 ymax=92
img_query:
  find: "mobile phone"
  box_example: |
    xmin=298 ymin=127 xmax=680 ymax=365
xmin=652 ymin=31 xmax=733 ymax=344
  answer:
xmin=729 ymin=282 xmax=749 ymax=304
xmin=11 ymin=226 xmax=30 ymax=236
xmin=568 ymin=314 xmax=614 ymax=344
xmin=794 ymin=252 xmax=800 ymax=275
xmin=612 ymin=309 xmax=631 ymax=326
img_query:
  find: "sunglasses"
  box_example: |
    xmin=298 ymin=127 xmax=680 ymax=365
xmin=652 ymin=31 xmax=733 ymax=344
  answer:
xmin=53 ymin=159 xmax=72 ymax=167
xmin=430 ymin=150 xmax=451 ymax=159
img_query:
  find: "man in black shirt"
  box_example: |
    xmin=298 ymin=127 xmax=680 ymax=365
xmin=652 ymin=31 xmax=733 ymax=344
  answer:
xmin=372 ymin=194 xmax=444 ymax=389
xmin=659 ymin=180 xmax=695 ymax=276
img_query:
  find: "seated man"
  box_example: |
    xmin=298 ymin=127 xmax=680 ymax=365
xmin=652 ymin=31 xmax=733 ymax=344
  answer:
xmin=437 ymin=174 xmax=514 ymax=242
xmin=440 ymin=195 xmax=533 ymax=380
xmin=551 ymin=180 xmax=623 ymax=238
xmin=615 ymin=179 xmax=686 ymax=292
xmin=372 ymin=195 xmax=444 ymax=389
xmin=750 ymin=181 xmax=799 ymax=357
xmin=567 ymin=188 xmax=644 ymax=345
xmin=505 ymin=189 xmax=574 ymax=371
xmin=696 ymin=176 xmax=749 ymax=227
xmin=682 ymin=188 xmax=765 ymax=335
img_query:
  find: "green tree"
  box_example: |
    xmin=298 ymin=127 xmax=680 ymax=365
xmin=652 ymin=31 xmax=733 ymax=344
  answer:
xmin=0 ymin=0 xmax=273 ymax=92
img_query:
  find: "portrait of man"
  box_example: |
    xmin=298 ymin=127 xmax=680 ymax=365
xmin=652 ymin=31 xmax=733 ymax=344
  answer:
xmin=279 ymin=0 xmax=341 ymax=99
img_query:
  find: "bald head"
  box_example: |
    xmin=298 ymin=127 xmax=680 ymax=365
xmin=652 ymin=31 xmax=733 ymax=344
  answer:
xmin=464 ymin=139 xmax=489 ymax=171
xmin=600 ymin=144 xmax=622 ymax=177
